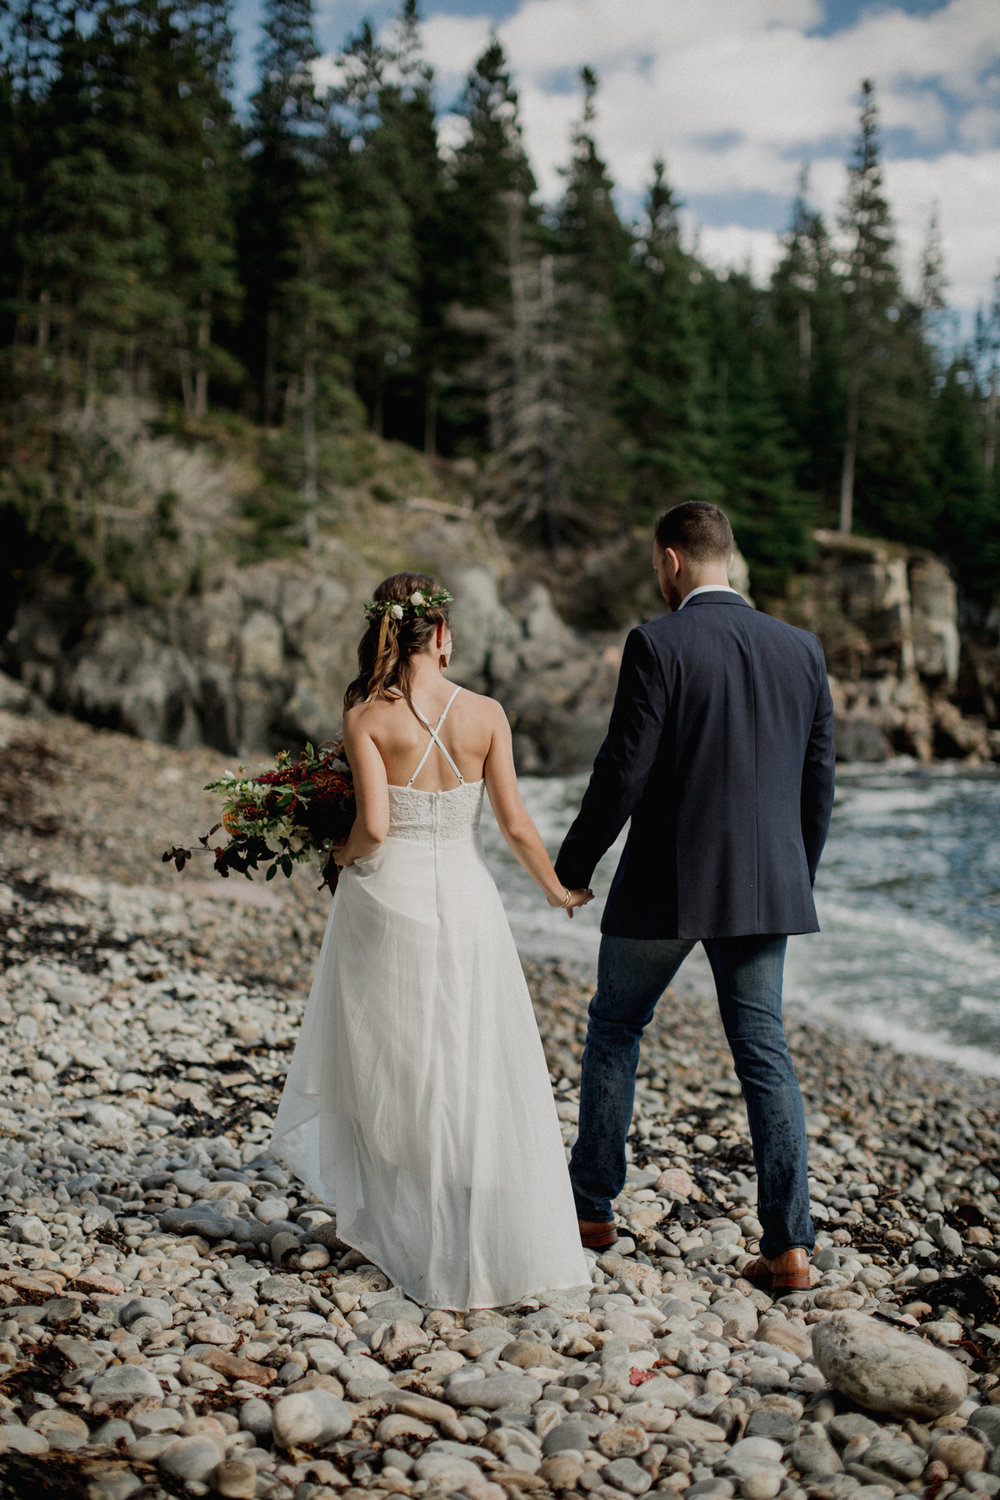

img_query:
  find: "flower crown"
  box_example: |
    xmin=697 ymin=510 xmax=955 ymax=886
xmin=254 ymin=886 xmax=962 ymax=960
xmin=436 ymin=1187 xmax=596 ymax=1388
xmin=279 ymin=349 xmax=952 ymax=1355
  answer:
xmin=364 ymin=587 xmax=454 ymax=624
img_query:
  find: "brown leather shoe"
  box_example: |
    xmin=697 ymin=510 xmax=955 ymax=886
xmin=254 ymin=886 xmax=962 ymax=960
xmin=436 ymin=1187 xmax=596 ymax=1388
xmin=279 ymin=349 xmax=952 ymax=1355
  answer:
xmin=742 ymin=1247 xmax=812 ymax=1295
xmin=578 ymin=1218 xmax=618 ymax=1250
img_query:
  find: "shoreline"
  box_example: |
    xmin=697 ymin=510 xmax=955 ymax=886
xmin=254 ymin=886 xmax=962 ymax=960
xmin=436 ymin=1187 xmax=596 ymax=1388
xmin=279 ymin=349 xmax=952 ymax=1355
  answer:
xmin=2 ymin=709 xmax=1000 ymax=1498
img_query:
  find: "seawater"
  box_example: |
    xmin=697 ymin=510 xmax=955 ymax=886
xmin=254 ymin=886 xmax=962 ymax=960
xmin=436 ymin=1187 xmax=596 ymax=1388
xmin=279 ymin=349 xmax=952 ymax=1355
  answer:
xmin=481 ymin=765 xmax=1000 ymax=1078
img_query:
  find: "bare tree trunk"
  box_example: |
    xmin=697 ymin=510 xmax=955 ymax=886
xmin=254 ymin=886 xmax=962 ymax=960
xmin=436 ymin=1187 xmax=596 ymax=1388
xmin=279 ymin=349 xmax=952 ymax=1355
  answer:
xmin=506 ymin=193 xmax=528 ymax=424
xmin=37 ymin=289 xmax=51 ymax=351
xmin=302 ymin=312 xmax=318 ymax=553
xmin=263 ymin=305 xmax=279 ymax=426
xmin=797 ymin=300 xmax=811 ymax=388
xmin=177 ymin=318 xmax=196 ymax=417
xmin=985 ymin=380 xmax=996 ymax=478
xmin=539 ymin=254 xmax=557 ymax=551
xmin=424 ymin=373 xmax=437 ymax=456
xmin=839 ymin=373 xmax=860 ymax=534
xmin=83 ymin=334 xmax=97 ymax=411
xmin=194 ymin=294 xmax=210 ymax=420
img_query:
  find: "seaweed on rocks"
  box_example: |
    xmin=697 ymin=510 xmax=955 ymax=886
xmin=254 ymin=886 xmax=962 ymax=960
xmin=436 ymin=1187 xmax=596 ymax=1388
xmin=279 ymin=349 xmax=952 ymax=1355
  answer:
xmin=0 ymin=1451 xmax=173 ymax=1500
xmin=0 ymin=737 xmax=64 ymax=838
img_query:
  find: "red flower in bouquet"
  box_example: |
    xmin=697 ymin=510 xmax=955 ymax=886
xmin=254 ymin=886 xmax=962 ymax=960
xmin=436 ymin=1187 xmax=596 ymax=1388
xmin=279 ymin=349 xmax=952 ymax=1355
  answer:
xmin=163 ymin=740 xmax=355 ymax=892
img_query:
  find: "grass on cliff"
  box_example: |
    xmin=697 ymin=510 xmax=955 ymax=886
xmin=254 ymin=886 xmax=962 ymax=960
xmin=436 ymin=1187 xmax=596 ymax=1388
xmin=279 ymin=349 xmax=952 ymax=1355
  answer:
xmin=4 ymin=397 xmax=514 ymax=610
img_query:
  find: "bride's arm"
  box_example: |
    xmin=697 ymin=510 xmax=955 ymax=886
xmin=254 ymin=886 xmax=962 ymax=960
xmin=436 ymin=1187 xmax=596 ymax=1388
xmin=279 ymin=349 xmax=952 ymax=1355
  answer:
xmin=483 ymin=702 xmax=592 ymax=914
xmin=335 ymin=710 xmax=390 ymax=866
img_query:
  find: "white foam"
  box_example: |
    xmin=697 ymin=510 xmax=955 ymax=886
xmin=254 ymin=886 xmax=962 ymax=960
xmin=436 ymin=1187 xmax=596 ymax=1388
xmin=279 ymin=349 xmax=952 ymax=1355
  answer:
xmin=483 ymin=770 xmax=1000 ymax=1077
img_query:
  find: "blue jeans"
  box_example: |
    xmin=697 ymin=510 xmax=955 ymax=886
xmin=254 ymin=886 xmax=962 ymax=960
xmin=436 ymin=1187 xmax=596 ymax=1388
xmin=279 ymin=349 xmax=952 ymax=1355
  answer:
xmin=569 ymin=933 xmax=813 ymax=1259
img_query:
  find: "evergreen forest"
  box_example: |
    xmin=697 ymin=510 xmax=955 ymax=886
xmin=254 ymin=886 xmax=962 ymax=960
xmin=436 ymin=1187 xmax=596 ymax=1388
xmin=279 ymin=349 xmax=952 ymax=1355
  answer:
xmin=3 ymin=0 xmax=1000 ymax=612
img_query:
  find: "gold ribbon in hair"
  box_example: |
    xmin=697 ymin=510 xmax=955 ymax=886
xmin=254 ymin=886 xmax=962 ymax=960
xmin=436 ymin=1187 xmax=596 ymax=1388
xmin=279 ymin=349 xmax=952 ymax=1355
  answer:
xmin=376 ymin=611 xmax=391 ymax=664
xmin=366 ymin=612 xmax=393 ymax=704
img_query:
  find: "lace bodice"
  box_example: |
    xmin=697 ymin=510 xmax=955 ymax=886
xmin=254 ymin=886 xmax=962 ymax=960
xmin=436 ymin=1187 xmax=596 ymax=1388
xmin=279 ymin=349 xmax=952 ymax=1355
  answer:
xmin=387 ymin=779 xmax=485 ymax=844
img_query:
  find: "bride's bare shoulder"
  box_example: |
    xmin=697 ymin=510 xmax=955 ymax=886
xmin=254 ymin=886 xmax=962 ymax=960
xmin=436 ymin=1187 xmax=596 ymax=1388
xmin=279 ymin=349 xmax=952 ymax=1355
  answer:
xmin=459 ymin=688 xmax=508 ymax=723
xmin=345 ymin=693 xmax=404 ymax=728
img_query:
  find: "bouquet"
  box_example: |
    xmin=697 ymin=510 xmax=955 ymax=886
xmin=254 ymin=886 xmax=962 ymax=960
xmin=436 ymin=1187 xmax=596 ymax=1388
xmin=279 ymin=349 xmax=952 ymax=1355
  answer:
xmin=163 ymin=740 xmax=355 ymax=893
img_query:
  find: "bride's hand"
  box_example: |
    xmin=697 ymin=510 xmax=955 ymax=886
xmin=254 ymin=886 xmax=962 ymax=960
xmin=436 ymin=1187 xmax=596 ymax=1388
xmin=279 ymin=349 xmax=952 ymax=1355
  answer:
xmin=548 ymin=886 xmax=594 ymax=919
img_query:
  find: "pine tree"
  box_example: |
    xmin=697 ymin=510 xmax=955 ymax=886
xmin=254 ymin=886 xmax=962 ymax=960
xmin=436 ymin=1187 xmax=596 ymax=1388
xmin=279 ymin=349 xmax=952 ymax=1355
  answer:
xmin=240 ymin=0 xmax=323 ymax=423
xmin=971 ymin=267 xmax=1000 ymax=479
xmin=542 ymin=66 xmax=631 ymax=540
xmin=446 ymin=35 xmax=537 ymax=310
xmin=28 ymin=4 xmax=175 ymax=402
xmin=159 ymin=0 xmax=243 ymax=417
xmin=475 ymin=236 xmax=570 ymax=546
xmin=617 ymin=157 xmax=715 ymax=522
xmin=918 ymin=203 xmax=951 ymax=350
xmin=333 ymin=17 xmax=419 ymax=437
xmin=932 ymin=360 xmax=999 ymax=609
xmin=440 ymin=34 xmax=539 ymax=450
xmin=373 ymin=1 xmax=448 ymax=451
xmin=701 ymin=268 xmax=815 ymax=593
xmin=768 ymin=168 xmax=845 ymax=515
xmin=837 ymin=79 xmax=903 ymax=533
xmin=240 ymin=0 xmax=357 ymax=545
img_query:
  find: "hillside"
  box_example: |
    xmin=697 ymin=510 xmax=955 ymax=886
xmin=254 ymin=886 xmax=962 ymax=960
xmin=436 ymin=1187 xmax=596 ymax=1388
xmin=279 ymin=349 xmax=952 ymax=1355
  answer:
xmin=3 ymin=402 xmax=998 ymax=768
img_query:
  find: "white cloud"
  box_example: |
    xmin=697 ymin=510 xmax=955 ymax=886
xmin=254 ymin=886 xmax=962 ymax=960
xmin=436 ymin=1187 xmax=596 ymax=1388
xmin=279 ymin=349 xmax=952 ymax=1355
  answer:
xmin=690 ymin=222 xmax=787 ymax=284
xmin=881 ymin=150 xmax=1000 ymax=311
xmin=320 ymin=0 xmax=1000 ymax=311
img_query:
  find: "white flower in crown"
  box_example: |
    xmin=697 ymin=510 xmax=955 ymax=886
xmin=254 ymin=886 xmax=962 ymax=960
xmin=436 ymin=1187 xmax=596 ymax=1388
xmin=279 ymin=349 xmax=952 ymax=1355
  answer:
xmin=409 ymin=591 xmax=425 ymax=606
xmin=390 ymin=603 xmax=404 ymax=620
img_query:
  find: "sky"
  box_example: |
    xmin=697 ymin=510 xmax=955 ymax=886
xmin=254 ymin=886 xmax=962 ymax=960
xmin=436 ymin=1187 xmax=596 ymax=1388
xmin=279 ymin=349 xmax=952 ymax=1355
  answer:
xmin=234 ymin=0 xmax=1000 ymax=323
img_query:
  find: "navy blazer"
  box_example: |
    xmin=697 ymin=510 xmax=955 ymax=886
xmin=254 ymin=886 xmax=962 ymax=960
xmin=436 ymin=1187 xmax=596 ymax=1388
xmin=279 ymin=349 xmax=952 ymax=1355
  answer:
xmin=555 ymin=591 xmax=836 ymax=940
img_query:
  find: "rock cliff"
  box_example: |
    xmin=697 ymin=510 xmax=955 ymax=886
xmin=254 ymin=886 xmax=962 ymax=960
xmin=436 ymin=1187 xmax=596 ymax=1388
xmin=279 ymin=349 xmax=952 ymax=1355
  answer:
xmin=3 ymin=525 xmax=998 ymax=769
xmin=781 ymin=531 xmax=998 ymax=762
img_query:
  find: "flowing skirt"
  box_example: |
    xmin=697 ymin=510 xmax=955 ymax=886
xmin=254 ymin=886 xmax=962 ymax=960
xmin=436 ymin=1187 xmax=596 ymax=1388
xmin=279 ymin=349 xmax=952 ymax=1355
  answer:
xmin=270 ymin=829 xmax=590 ymax=1309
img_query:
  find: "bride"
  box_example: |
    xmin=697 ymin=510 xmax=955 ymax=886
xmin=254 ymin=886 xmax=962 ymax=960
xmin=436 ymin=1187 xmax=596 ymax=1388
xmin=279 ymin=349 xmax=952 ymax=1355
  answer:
xmin=270 ymin=572 xmax=593 ymax=1309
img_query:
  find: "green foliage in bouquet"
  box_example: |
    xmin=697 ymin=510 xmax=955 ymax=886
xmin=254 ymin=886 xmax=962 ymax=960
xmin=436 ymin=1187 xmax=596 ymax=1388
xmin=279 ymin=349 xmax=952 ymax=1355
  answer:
xmin=163 ymin=741 xmax=355 ymax=891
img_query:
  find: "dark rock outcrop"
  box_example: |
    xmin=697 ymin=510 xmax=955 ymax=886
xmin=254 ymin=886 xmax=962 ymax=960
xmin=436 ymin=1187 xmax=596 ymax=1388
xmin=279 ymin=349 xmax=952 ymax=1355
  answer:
xmin=3 ymin=527 xmax=998 ymax=769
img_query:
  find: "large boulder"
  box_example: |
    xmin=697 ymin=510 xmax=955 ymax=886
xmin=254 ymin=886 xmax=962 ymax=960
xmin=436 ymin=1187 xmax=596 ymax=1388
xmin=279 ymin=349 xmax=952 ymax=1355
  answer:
xmin=810 ymin=1310 xmax=967 ymax=1420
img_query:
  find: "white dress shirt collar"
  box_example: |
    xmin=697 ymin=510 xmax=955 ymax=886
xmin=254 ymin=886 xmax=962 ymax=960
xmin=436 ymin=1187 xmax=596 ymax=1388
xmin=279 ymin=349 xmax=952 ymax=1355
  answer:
xmin=676 ymin=584 xmax=741 ymax=610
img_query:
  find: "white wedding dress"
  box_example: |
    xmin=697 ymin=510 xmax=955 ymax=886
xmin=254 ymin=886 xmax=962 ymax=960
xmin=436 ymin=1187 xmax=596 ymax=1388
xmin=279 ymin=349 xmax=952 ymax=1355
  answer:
xmin=270 ymin=688 xmax=589 ymax=1310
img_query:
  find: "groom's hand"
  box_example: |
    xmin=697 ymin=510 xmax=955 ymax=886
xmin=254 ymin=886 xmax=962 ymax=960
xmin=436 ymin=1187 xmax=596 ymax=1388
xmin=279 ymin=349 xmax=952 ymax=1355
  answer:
xmin=565 ymin=887 xmax=595 ymax=918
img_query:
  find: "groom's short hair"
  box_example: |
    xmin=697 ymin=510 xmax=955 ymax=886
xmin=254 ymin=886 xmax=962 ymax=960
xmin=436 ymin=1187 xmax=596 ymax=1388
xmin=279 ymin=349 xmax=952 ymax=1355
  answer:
xmin=655 ymin=502 xmax=734 ymax=564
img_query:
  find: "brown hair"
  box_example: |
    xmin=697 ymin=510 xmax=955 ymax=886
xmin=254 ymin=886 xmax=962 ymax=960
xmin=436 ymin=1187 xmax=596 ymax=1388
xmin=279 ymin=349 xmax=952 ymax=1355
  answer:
xmin=344 ymin=572 xmax=451 ymax=710
xmin=654 ymin=502 xmax=734 ymax=564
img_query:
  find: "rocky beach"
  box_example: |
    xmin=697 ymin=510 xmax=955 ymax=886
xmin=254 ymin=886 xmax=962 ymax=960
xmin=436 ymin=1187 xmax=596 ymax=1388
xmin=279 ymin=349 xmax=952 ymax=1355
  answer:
xmin=2 ymin=708 xmax=1000 ymax=1500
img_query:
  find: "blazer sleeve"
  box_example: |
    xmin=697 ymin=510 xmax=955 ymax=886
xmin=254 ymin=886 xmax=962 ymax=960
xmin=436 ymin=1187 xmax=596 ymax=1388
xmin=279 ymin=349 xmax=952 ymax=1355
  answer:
xmin=800 ymin=647 xmax=836 ymax=884
xmin=555 ymin=627 xmax=667 ymax=890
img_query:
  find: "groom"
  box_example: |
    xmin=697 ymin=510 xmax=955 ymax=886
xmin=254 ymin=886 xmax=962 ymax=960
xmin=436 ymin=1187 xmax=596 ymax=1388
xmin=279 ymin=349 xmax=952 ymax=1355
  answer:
xmin=555 ymin=501 xmax=835 ymax=1293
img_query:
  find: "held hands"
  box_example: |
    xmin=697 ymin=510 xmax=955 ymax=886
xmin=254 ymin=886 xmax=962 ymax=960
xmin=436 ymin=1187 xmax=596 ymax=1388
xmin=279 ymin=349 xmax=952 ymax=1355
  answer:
xmin=547 ymin=886 xmax=595 ymax=919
